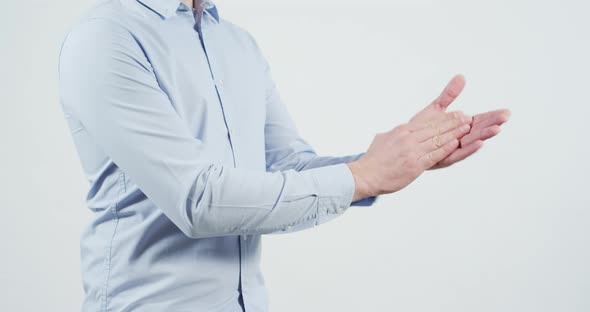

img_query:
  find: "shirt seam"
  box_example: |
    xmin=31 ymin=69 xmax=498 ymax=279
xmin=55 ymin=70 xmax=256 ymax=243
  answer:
xmin=101 ymin=170 xmax=125 ymax=312
xmin=231 ymin=197 xmax=332 ymax=235
xmin=311 ymin=173 xmax=323 ymax=226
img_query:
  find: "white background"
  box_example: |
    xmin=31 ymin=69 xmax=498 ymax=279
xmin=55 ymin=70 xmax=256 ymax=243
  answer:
xmin=1 ymin=0 xmax=589 ymax=311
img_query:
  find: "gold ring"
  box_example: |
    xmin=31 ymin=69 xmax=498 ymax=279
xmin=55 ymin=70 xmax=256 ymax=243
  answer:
xmin=432 ymin=135 xmax=442 ymax=148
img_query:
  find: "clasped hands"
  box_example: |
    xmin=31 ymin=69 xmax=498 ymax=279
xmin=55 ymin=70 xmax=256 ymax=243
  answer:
xmin=347 ymin=75 xmax=511 ymax=201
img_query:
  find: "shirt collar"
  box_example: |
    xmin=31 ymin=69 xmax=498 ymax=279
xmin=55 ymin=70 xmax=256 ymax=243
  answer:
xmin=137 ymin=0 xmax=219 ymax=23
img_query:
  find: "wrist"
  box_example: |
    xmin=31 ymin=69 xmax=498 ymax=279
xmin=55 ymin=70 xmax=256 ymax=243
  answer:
xmin=346 ymin=160 xmax=374 ymax=202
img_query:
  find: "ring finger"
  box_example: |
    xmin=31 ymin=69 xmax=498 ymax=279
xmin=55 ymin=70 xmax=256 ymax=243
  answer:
xmin=419 ymin=123 xmax=471 ymax=153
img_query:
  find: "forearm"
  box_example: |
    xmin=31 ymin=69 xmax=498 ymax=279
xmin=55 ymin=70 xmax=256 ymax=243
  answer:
xmin=59 ymin=19 xmax=357 ymax=240
xmin=182 ymin=163 xmax=355 ymax=238
xmin=267 ymin=151 xmax=377 ymax=207
xmin=300 ymin=152 xmax=364 ymax=171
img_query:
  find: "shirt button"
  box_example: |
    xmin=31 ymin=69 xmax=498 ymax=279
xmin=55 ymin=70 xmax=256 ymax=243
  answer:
xmin=216 ymin=79 xmax=224 ymax=88
xmin=243 ymin=235 xmax=248 ymax=241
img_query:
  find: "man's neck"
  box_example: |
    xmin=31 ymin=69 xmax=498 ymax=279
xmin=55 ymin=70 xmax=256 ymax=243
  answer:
xmin=181 ymin=0 xmax=193 ymax=9
xmin=180 ymin=0 xmax=204 ymax=25
xmin=181 ymin=0 xmax=203 ymax=12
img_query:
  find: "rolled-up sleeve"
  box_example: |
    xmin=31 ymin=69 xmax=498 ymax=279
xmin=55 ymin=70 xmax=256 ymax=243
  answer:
xmin=58 ymin=19 xmax=357 ymax=239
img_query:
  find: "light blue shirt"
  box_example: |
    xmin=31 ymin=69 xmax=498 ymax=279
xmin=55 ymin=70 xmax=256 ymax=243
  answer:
xmin=58 ymin=0 xmax=377 ymax=311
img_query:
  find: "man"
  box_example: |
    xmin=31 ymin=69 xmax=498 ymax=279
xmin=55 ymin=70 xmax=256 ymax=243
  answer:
xmin=58 ymin=0 xmax=510 ymax=311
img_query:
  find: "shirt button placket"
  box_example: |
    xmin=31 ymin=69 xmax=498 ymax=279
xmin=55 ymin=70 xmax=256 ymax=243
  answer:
xmin=241 ymin=233 xmax=248 ymax=311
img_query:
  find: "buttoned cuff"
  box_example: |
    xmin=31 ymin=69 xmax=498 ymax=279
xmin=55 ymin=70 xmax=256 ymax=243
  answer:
xmin=311 ymin=163 xmax=356 ymax=214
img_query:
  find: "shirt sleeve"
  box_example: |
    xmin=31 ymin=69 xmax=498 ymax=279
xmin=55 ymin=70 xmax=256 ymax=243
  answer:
xmin=58 ymin=18 xmax=357 ymax=239
xmin=254 ymin=37 xmax=379 ymax=219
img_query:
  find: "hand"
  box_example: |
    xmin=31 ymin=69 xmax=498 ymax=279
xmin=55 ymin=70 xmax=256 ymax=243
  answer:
xmin=409 ymin=74 xmax=511 ymax=169
xmin=347 ymin=110 xmax=473 ymax=201
xmin=432 ymin=108 xmax=511 ymax=168
xmin=347 ymin=74 xmax=510 ymax=201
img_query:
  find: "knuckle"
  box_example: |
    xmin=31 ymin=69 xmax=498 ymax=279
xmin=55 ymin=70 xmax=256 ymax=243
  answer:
xmin=453 ymin=111 xmax=469 ymax=124
xmin=444 ymin=134 xmax=453 ymax=144
xmin=428 ymin=121 xmax=440 ymax=134
xmin=447 ymin=139 xmax=459 ymax=150
xmin=432 ymin=135 xmax=442 ymax=148
xmin=455 ymin=126 xmax=466 ymax=136
xmin=427 ymin=151 xmax=436 ymax=162
xmin=425 ymin=123 xmax=436 ymax=135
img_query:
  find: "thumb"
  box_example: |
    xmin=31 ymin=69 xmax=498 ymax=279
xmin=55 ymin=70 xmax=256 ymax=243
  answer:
xmin=431 ymin=74 xmax=466 ymax=111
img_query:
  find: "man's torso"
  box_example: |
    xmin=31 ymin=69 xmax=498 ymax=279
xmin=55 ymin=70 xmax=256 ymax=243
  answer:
xmin=61 ymin=0 xmax=270 ymax=310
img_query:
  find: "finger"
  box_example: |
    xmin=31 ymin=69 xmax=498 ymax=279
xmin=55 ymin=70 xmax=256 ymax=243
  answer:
xmin=430 ymin=74 xmax=466 ymax=111
xmin=412 ymin=111 xmax=472 ymax=142
xmin=418 ymin=139 xmax=460 ymax=169
xmin=420 ymin=123 xmax=471 ymax=153
xmin=408 ymin=110 xmax=469 ymax=132
xmin=460 ymin=125 xmax=501 ymax=147
xmin=436 ymin=140 xmax=484 ymax=168
xmin=410 ymin=75 xmax=467 ymax=124
xmin=471 ymin=109 xmax=511 ymax=130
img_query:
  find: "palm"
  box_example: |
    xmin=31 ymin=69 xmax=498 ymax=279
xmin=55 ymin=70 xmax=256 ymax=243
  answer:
xmin=410 ymin=75 xmax=510 ymax=169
